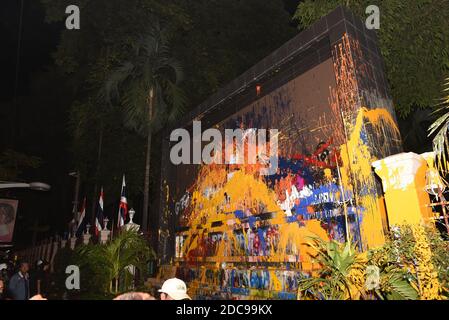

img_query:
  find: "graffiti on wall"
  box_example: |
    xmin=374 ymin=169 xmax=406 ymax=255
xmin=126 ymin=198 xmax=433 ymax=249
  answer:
xmin=163 ymin=34 xmax=402 ymax=299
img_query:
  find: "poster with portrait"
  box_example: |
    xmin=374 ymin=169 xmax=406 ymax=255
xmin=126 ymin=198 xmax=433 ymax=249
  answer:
xmin=0 ymin=199 xmax=18 ymax=243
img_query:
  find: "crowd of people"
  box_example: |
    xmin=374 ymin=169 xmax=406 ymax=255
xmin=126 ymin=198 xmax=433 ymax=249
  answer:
xmin=0 ymin=260 xmax=51 ymax=300
xmin=0 ymin=259 xmax=190 ymax=301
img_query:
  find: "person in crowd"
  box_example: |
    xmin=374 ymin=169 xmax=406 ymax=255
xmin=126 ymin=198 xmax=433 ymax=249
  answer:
xmin=7 ymin=261 xmax=30 ymax=300
xmin=158 ymin=278 xmax=191 ymax=300
xmin=0 ymin=262 xmax=8 ymax=281
xmin=29 ymin=294 xmax=47 ymax=300
xmin=113 ymin=292 xmax=155 ymax=300
xmin=0 ymin=277 xmax=5 ymax=300
xmin=30 ymin=259 xmax=51 ymax=297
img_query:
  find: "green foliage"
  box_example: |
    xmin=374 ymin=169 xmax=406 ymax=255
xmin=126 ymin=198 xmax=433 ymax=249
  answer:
xmin=39 ymin=0 xmax=296 ymax=219
xmin=75 ymin=230 xmax=155 ymax=295
xmin=368 ymin=227 xmax=420 ymax=300
xmin=428 ymin=77 xmax=449 ymax=171
xmin=293 ymin=0 xmax=449 ymax=117
xmin=298 ymin=229 xmax=427 ymax=300
xmin=297 ymin=238 xmax=366 ymax=300
xmin=0 ymin=149 xmax=42 ymax=180
xmin=52 ymin=231 xmax=154 ymax=299
xmin=423 ymin=225 xmax=449 ymax=297
xmin=101 ymin=18 xmax=187 ymax=136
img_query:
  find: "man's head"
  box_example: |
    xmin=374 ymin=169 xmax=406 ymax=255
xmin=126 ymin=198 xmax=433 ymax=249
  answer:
xmin=19 ymin=262 xmax=29 ymax=274
xmin=158 ymin=278 xmax=191 ymax=300
xmin=113 ymin=292 xmax=155 ymax=300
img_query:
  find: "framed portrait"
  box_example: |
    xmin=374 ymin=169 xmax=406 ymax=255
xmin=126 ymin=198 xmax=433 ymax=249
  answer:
xmin=0 ymin=199 xmax=18 ymax=243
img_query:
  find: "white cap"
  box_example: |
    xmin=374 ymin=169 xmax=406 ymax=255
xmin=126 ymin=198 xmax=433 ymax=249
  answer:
xmin=158 ymin=278 xmax=191 ymax=300
xmin=0 ymin=263 xmax=7 ymax=271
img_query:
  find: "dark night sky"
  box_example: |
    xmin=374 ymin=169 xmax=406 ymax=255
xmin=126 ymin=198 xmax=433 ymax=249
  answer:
xmin=0 ymin=1 xmax=61 ymax=102
xmin=1 ymin=0 xmax=72 ymax=248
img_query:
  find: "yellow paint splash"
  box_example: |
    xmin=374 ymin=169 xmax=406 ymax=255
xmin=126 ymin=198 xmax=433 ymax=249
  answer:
xmin=180 ymin=166 xmax=328 ymax=270
xmin=339 ymin=107 xmax=401 ymax=248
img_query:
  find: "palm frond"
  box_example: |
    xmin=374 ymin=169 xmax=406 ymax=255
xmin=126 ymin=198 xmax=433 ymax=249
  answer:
xmin=297 ymin=237 xmax=365 ymax=300
xmin=163 ymin=79 xmax=187 ymax=123
xmin=102 ymin=21 xmax=186 ymax=135
xmin=384 ymin=273 xmax=419 ymax=300
xmin=428 ymin=77 xmax=449 ymax=171
xmin=99 ymin=62 xmax=135 ymax=105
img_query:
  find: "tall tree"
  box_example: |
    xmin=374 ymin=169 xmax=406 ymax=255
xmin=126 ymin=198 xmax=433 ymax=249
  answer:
xmin=102 ymin=19 xmax=186 ymax=232
xmin=40 ymin=0 xmax=296 ymax=230
xmin=40 ymin=0 xmax=190 ymax=223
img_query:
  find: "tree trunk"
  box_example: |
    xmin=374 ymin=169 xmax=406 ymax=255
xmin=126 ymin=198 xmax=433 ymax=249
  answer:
xmin=91 ymin=124 xmax=104 ymax=228
xmin=142 ymin=88 xmax=154 ymax=233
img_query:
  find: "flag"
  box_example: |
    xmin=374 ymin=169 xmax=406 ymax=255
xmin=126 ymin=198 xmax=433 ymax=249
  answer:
xmin=117 ymin=175 xmax=128 ymax=228
xmin=95 ymin=187 xmax=104 ymax=236
xmin=75 ymin=197 xmax=87 ymax=237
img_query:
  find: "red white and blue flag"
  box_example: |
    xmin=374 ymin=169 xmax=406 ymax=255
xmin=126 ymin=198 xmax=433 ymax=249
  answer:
xmin=95 ymin=187 xmax=104 ymax=236
xmin=117 ymin=175 xmax=128 ymax=228
xmin=75 ymin=197 xmax=87 ymax=237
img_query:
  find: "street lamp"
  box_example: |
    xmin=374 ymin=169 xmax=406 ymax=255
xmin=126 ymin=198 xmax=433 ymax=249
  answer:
xmin=0 ymin=181 xmax=51 ymax=191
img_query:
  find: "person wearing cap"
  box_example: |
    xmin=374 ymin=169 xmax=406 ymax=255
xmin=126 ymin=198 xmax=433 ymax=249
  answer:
xmin=158 ymin=278 xmax=191 ymax=300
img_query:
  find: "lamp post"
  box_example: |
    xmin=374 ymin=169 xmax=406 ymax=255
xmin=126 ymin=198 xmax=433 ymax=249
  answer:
xmin=0 ymin=181 xmax=51 ymax=191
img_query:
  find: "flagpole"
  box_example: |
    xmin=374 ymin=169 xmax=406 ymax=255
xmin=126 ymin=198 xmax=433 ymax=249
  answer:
xmin=111 ymin=216 xmax=115 ymax=238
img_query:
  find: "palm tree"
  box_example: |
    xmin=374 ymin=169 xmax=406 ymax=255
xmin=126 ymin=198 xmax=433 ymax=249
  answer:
xmin=102 ymin=19 xmax=186 ymax=232
xmin=297 ymin=238 xmax=366 ymax=300
xmin=428 ymin=77 xmax=449 ymax=171
xmin=76 ymin=229 xmax=155 ymax=294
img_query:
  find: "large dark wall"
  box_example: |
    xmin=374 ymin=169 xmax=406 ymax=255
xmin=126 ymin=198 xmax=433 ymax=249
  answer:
xmin=158 ymin=7 xmax=402 ymax=299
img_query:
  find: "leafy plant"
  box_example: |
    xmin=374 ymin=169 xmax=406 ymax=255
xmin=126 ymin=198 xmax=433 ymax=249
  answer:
xmin=368 ymin=225 xmax=445 ymax=300
xmin=101 ymin=18 xmax=187 ymax=232
xmin=420 ymin=225 xmax=449 ymax=298
xmin=368 ymin=233 xmax=420 ymax=300
xmin=428 ymin=77 xmax=449 ymax=171
xmin=55 ymin=230 xmax=155 ymax=299
xmin=297 ymin=230 xmax=422 ymax=300
xmin=297 ymin=237 xmax=366 ymax=300
xmin=75 ymin=230 xmax=155 ymax=296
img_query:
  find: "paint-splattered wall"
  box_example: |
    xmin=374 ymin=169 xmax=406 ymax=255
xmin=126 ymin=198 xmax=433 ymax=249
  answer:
xmin=158 ymin=7 xmax=402 ymax=299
